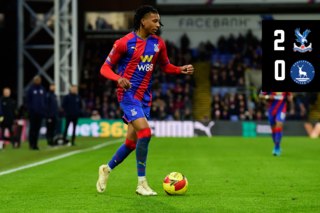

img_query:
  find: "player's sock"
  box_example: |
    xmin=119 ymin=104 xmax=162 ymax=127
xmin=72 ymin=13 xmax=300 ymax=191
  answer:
xmin=271 ymin=128 xmax=277 ymax=145
xmin=136 ymin=128 xmax=151 ymax=177
xmin=108 ymin=138 xmax=136 ymax=169
xmin=273 ymin=127 xmax=283 ymax=149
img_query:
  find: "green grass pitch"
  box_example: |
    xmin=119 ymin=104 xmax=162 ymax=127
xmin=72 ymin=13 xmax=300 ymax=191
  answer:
xmin=0 ymin=136 xmax=320 ymax=213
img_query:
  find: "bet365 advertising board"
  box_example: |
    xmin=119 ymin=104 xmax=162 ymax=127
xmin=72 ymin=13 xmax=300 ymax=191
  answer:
xmin=61 ymin=119 xmax=319 ymax=138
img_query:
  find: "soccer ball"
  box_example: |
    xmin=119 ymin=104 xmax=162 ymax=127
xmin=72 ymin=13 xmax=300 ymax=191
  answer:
xmin=163 ymin=172 xmax=188 ymax=195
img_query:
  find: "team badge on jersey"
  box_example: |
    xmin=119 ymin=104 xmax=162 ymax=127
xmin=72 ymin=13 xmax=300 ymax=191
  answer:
xmin=131 ymin=108 xmax=137 ymax=116
xmin=290 ymin=60 xmax=315 ymax=85
xmin=293 ymin=28 xmax=312 ymax=53
xmin=154 ymin=44 xmax=159 ymax=52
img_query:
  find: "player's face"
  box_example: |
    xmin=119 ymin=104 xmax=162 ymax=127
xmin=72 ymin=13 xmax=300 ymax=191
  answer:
xmin=143 ymin=13 xmax=160 ymax=35
xmin=3 ymin=89 xmax=10 ymax=97
xmin=50 ymin=85 xmax=56 ymax=91
xmin=71 ymin=86 xmax=78 ymax=94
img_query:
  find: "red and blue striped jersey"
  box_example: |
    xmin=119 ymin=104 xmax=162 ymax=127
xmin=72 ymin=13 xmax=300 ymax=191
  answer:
xmin=106 ymin=32 xmax=170 ymax=106
xmin=260 ymin=92 xmax=292 ymax=116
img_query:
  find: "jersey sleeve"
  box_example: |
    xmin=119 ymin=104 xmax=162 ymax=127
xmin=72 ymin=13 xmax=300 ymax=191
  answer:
xmin=286 ymin=92 xmax=292 ymax=96
xmin=260 ymin=91 xmax=269 ymax=95
xmin=105 ymin=39 xmax=127 ymax=66
xmin=157 ymin=39 xmax=170 ymax=65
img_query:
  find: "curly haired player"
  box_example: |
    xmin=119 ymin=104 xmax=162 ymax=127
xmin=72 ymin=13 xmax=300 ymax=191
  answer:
xmin=96 ymin=5 xmax=194 ymax=195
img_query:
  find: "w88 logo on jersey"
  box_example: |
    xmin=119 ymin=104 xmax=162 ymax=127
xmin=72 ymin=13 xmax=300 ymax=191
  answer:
xmin=138 ymin=64 xmax=153 ymax=72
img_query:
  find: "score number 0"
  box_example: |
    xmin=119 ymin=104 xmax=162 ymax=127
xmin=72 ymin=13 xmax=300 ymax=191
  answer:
xmin=274 ymin=30 xmax=285 ymax=81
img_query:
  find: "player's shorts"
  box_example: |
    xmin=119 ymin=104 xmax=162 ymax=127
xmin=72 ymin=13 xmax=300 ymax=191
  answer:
xmin=119 ymin=98 xmax=150 ymax=125
xmin=268 ymin=110 xmax=286 ymax=126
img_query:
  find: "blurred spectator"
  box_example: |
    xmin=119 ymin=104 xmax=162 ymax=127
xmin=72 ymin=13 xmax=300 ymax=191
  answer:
xmin=237 ymin=33 xmax=245 ymax=52
xmin=184 ymin=74 xmax=196 ymax=88
xmin=239 ymin=113 xmax=246 ymax=121
xmin=228 ymin=95 xmax=237 ymax=116
xmin=158 ymin=105 xmax=167 ymax=120
xmin=174 ymin=109 xmax=181 ymax=120
xmin=246 ymin=108 xmax=256 ymax=120
xmin=211 ymin=74 xmax=220 ymax=87
xmin=0 ymin=88 xmax=16 ymax=147
xmin=237 ymin=77 xmax=245 ymax=88
xmin=245 ymin=29 xmax=255 ymax=47
xmin=221 ymin=110 xmax=229 ymax=120
xmin=115 ymin=109 xmax=122 ymax=119
xmin=227 ymin=34 xmax=236 ymax=54
xmin=150 ymin=106 xmax=159 ymax=120
xmin=205 ymin=40 xmax=215 ymax=56
xmin=220 ymin=71 xmax=228 ymax=86
xmin=180 ymin=33 xmax=190 ymax=53
xmin=91 ymin=110 xmax=101 ymax=120
xmin=198 ymin=42 xmax=206 ymax=61
xmin=182 ymin=108 xmax=193 ymax=121
xmin=174 ymin=95 xmax=184 ymax=111
xmin=26 ymin=76 xmax=47 ymax=150
xmin=46 ymin=84 xmax=59 ymax=147
xmin=228 ymin=70 xmax=237 ymax=86
xmin=256 ymin=111 xmax=263 ymax=120
xmin=174 ymin=80 xmax=184 ymax=97
xmin=62 ymin=85 xmax=82 ymax=146
xmin=247 ymin=98 xmax=255 ymax=110
xmin=217 ymin=36 xmax=227 ymax=54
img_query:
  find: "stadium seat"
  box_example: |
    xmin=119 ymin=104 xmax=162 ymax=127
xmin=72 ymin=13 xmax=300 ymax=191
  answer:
xmin=230 ymin=115 xmax=239 ymax=121
xmin=243 ymin=57 xmax=251 ymax=66
xmin=191 ymin=48 xmax=198 ymax=58
xmin=211 ymin=87 xmax=221 ymax=95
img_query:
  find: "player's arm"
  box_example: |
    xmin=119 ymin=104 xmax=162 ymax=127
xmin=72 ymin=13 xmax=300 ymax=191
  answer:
xmin=157 ymin=39 xmax=194 ymax=75
xmin=259 ymin=91 xmax=274 ymax=100
xmin=287 ymin=92 xmax=293 ymax=102
xmin=100 ymin=40 xmax=131 ymax=91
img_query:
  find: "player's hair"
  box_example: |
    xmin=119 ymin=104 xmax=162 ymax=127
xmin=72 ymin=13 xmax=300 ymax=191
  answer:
xmin=133 ymin=5 xmax=163 ymax=31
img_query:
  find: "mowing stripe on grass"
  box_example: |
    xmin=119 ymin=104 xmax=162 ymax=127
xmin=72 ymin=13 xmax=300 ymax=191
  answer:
xmin=0 ymin=138 xmax=124 ymax=176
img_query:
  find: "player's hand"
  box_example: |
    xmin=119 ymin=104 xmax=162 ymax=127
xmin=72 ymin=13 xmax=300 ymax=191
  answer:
xmin=267 ymin=95 xmax=275 ymax=100
xmin=287 ymin=95 xmax=293 ymax=102
xmin=117 ymin=77 xmax=132 ymax=91
xmin=261 ymin=94 xmax=274 ymax=100
xmin=180 ymin=64 xmax=194 ymax=75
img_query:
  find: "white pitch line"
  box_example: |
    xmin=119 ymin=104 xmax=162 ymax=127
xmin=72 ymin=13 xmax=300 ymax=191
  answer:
xmin=0 ymin=138 xmax=124 ymax=176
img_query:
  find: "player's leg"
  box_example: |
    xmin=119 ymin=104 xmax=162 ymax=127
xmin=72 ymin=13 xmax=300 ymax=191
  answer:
xmin=268 ymin=113 xmax=279 ymax=155
xmin=107 ymin=122 xmax=137 ymax=169
xmin=70 ymin=117 xmax=78 ymax=145
xmin=63 ymin=117 xmax=71 ymax=144
xmin=46 ymin=118 xmax=53 ymax=146
xmin=6 ymin=123 xmax=14 ymax=148
xmin=96 ymin=123 xmax=137 ymax=193
xmin=272 ymin=110 xmax=285 ymax=155
xmin=271 ymin=121 xmax=283 ymax=156
xmin=131 ymin=115 xmax=157 ymax=196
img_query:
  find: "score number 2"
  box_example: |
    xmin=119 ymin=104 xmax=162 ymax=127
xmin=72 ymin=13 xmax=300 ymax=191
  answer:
xmin=274 ymin=30 xmax=285 ymax=81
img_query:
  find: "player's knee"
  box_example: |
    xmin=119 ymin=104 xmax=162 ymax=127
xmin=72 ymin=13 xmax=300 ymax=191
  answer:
xmin=125 ymin=138 xmax=137 ymax=150
xmin=137 ymin=128 xmax=151 ymax=139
